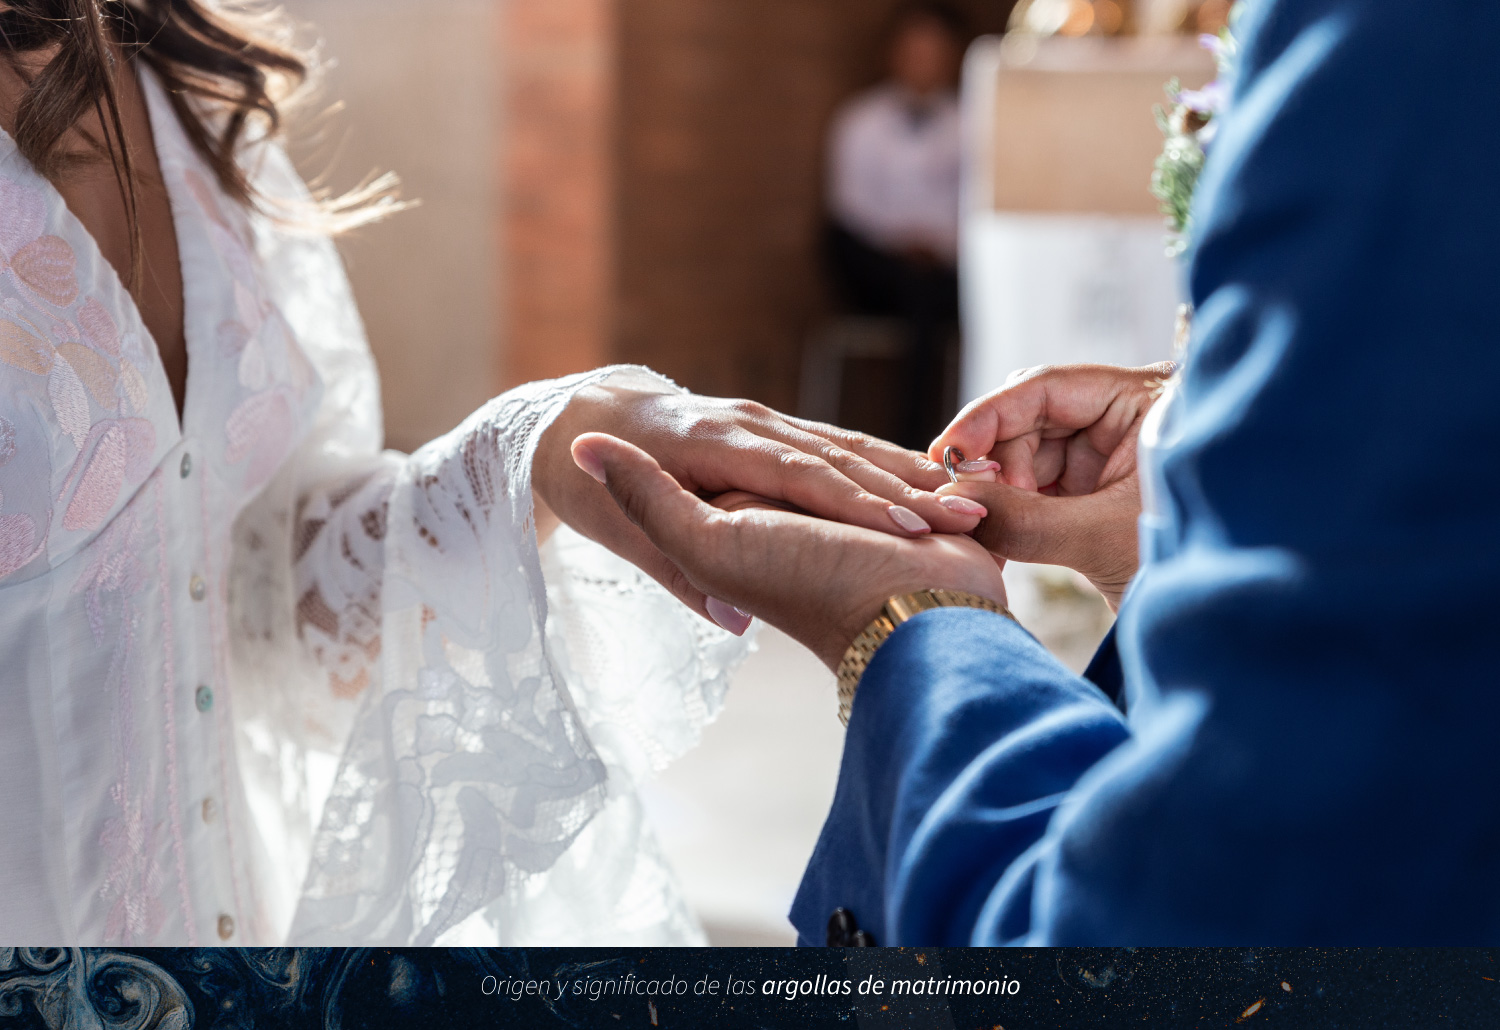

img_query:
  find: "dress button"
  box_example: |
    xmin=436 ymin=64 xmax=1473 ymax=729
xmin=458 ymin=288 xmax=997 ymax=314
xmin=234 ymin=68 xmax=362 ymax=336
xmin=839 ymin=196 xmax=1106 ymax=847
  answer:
xmin=217 ymin=914 xmax=235 ymax=940
xmin=827 ymin=908 xmax=876 ymax=948
xmin=201 ymin=797 xmax=218 ymax=823
xmin=195 ymin=685 xmax=214 ymax=713
xmin=180 ymin=452 xmax=193 ymax=479
xmin=827 ymin=908 xmax=857 ymax=947
xmin=189 ymin=575 xmax=207 ymax=601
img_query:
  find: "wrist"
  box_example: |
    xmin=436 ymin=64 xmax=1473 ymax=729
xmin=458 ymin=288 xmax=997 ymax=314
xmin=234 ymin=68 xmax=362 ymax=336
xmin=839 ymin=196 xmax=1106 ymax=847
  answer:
xmin=534 ymin=384 xmax=637 ymax=507
xmin=1083 ymin=533 xmax=1140 ymax=613
xmin=819 ymin=594 xmax=895 ymax=670
xmin=835 ymin=589 xmax=1016 ymax=725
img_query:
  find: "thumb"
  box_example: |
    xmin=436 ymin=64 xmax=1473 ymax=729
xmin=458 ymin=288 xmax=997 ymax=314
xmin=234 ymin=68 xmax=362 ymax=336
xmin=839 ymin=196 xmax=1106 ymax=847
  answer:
xmin=939 ymin=478 xmax=1136 ymax=578
xmin=571 ymin=433 xmax=752 ymax=635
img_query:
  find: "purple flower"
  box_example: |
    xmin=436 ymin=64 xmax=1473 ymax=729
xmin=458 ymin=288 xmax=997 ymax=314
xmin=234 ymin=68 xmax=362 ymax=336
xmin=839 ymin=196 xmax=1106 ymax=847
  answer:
xmin=1199 ymin=33 xmax=1227 ymax=59
xmin=1177 ymin=80 xmax=1227 ymax=115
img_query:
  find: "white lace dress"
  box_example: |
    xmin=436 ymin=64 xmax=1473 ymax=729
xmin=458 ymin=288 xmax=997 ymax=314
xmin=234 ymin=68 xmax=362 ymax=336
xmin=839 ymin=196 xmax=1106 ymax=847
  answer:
xmin=0 ymin=72 xmax=747 ymax=946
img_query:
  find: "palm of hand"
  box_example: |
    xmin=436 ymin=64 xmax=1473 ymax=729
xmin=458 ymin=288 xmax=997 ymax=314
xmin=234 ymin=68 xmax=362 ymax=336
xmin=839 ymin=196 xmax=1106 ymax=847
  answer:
xmin=705 ymin=498 xmax=1007 ymax=668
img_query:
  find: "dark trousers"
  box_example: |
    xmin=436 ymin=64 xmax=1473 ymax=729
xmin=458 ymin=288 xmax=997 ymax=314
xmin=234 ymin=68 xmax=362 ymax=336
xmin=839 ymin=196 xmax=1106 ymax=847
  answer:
xmin=823 ymin=222 xmax=960 ymax=451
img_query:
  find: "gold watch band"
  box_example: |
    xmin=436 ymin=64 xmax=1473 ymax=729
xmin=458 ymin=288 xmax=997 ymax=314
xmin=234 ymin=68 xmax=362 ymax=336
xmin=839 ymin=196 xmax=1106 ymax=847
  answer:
xmin=835 ymin=588 xmax=1015 ymax=726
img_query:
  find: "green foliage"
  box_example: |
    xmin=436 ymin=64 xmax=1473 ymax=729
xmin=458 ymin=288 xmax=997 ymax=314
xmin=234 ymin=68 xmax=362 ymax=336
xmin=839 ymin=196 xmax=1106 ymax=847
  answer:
xmin=1151 ymin=89 xmax=1206 ymax=257
xmin=1151 ymin=5 xmax=1244 ymax=257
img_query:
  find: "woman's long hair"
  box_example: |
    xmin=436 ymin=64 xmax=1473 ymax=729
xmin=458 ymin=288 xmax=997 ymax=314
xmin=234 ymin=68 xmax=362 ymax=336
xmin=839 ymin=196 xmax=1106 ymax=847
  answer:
xmin=0 ymin=1 xmax=394 ymax=285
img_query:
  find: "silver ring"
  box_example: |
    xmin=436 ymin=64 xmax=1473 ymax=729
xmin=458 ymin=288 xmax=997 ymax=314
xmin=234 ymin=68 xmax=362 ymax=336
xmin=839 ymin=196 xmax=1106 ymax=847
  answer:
xmin=942 ymin=446 xmax=964 ymax=485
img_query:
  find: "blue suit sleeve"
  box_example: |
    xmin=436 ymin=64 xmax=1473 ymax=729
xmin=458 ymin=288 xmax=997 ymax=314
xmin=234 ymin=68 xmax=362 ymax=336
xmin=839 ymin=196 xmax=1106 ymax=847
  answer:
xmin=790 ymin=609 xmax=1129 ymax=946
xmin=797 ymin=0 xmax=1500 ymax=945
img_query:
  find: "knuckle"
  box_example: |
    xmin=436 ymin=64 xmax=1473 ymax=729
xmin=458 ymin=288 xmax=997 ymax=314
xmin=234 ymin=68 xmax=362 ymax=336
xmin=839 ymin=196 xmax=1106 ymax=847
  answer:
xmin=1005 ymin=363 xmax=1052 ymax=386
xmin=662 ymin=563 xmax=699 ymax=603
xmin=817 ymin=443 xmax=862 ymax=469
xmin=729 ymin=398 xmax=772 ymax=421
xmin=617 ymin=484 xmax=653 ymax=532
xmin=700 ymin=511 xmax=743 ymax=554
xmin=831 ymin=426 xmax=874 ymax=450
xmin=776 ymin=448 xmax=821 ymax=474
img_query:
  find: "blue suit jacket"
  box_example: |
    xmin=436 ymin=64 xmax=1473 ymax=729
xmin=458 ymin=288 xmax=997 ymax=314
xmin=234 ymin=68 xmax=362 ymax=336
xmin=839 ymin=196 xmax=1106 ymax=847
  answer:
xmin=793 ymin=0 xmax=1500 ymax=945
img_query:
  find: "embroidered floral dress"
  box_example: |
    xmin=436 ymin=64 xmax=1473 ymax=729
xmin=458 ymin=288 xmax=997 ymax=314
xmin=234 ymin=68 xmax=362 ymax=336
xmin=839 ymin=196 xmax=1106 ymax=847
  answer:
xmin=0 ymin=71 xmax=745 ymax=946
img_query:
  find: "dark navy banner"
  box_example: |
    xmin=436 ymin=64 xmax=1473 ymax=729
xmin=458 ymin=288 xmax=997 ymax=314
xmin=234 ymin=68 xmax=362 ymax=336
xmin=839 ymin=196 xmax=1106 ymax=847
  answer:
xmin=2 ymin=948 xmax=1497 ymax=1028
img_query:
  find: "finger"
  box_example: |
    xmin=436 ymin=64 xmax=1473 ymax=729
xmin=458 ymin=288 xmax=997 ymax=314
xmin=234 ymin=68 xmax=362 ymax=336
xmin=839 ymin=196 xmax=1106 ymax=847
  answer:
xmin=931 ymin=365 xmax=1094 ymax=465
xmin=989 ymin=436 xmax=1041 ymax=491
xmin=752 ymin=417 xmax=979 ymax=533
xmin=782 ymin=415 xmax=951 ymax=492
xmin=953 ymin=462 xmax=1001 ymax=485
xmin=933 ymin=363 xmax=1168 ymax=472
xmin=709 ymin=490 xmax=798 ymax=513
xmin=674 ymin=402 xmax=979 ymax=534
xmin=1032 ymin=436 xmax=1069 ymax=491
xmin=1056 ymin=431 xmax=1115 ymax=496
xmin=572 ymin=434 xmax=749 ymax=634
xmin=943 ymin=480 xmax=1086 ymax=565
xmin=938 ymin=478 xmax=1136 ymax=577
xmin=772 ymin=426 xmax=987 ymax=534
xmin=687 ymin=428 xmax=977 ymax=538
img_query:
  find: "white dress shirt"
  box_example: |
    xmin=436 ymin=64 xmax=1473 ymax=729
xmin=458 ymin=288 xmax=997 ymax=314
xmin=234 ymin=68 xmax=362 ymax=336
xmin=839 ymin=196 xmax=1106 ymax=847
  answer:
xmin=827 ymin=83 xmax=964 ymax=263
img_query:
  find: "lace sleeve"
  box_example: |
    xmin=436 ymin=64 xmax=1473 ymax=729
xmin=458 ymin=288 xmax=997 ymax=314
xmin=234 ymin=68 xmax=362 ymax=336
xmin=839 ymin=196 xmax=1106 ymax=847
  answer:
xmin=284 ymin=366 xmax=749 ymax=946
xmin=230 ymin=141 xmax=751 ymax=946
xmin=289 ymin=463 xmax=395 ymax=698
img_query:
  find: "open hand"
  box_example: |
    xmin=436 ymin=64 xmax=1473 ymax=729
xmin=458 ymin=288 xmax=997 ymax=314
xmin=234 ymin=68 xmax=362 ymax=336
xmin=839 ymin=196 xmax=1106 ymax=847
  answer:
xmin=568 ymin=432 xmax=1007 ymax=669
xmin=932 ymin=362 xmax=1175 ymax=609
xmin=533 ymin=382 xmax=991 ymax=631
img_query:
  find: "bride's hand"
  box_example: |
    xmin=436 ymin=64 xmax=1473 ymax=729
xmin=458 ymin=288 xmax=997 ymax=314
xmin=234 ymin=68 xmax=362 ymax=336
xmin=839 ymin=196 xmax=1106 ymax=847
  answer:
xmin=568 ymin=433 xmax=1007 ymax=669
xmin=532 ymin=384 xmax=992 ymax=632
xmin=931 ymin=362 xmax=1174 ymax=610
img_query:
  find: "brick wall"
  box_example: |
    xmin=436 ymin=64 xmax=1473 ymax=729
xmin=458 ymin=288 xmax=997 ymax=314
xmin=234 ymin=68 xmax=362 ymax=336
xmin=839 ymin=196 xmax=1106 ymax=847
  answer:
xmin=502 ymin=0 xmax=1013 ymax=407
xmin=615 ymin=0 xmax=1013 ymax=409
xmin=501 ymin=0 xmax=617 ymax=388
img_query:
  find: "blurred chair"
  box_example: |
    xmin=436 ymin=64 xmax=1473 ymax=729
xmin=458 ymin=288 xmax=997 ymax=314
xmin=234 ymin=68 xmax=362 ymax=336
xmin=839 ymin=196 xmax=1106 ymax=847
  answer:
xmin=797 ymin=317 xmax=958 ymax=435
xmin=959 ymin=34 xmax=1213 ymax=403
xmin=797 ymin=318 xmax=906 ymax=427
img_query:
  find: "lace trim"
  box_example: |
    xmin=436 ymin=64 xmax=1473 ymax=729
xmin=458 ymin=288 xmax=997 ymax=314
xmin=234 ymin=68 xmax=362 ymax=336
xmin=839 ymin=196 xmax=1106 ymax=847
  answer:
xmin=277 ymin=364 xmax=749 ymax=944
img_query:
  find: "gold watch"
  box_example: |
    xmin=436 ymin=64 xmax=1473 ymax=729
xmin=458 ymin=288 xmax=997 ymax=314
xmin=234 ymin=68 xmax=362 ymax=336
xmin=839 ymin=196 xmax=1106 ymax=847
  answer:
xmin=836 ymin=589 xmax=1015 ymax=726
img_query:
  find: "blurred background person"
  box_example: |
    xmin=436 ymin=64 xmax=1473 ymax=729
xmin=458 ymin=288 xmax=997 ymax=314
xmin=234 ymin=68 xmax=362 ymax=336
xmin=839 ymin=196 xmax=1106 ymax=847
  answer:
xmin=823 ymin=2 xmax=968 ymax=450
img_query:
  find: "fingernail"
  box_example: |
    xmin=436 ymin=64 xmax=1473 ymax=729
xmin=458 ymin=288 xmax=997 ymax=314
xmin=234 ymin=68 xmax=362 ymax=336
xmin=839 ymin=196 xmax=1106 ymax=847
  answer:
xmin=939 ymin=496 xmax=988 ymax=517
xmin=706 ymin=597 xmax=752 ymax=635
xmin=573 ymin=445 xmax=606 ymax=484
xmin=958 ymin=460 xmax=1000 ymax=474
xmin=888 ymin=505 xmax=932 ymax=534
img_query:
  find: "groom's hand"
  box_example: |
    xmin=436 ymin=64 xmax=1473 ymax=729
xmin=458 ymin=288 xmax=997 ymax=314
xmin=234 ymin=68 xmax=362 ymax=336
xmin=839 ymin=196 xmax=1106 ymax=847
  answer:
xmin=931 ymin=362 xmax=1174 ymax=610
xmin=535 ymin=385 xmax=992 ymax=632
xmin=570 ymin=433 xmax=1008 ymax=670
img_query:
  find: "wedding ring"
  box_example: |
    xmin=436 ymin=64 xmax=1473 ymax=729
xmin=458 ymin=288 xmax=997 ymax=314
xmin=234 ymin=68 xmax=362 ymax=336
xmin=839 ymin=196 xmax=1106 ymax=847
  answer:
xmin=942 ymin=446 xmax=964 ymax=484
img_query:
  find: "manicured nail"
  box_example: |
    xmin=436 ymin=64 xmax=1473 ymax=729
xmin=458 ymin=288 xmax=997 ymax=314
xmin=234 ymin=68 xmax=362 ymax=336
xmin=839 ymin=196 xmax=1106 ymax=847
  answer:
xmin=573 ymin=444 xmax=606 ymax=484
xmin=706 ymin=597 xmax=752 ymax=635
xmin=888 ymin=505 xmax=932 ymax=534
xmin=957 ymin=460 xmax=1000 ymax=474
xmin=939 ymin=496 xmax=988 ymax=517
